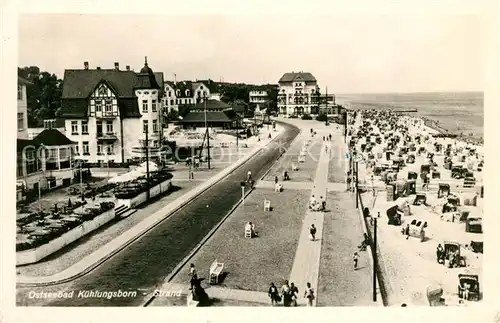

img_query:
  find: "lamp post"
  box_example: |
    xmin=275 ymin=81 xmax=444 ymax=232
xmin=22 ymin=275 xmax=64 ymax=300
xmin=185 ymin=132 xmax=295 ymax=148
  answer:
xmin=240 ymin=181 xmax=246 ymax=205
xmin=373 ymin=217 xmax=378 ymax=302
xmin=204 ymin=94 xmax=211 ymax=169
xmin=144 ymin=127 xmax=150 ymax=201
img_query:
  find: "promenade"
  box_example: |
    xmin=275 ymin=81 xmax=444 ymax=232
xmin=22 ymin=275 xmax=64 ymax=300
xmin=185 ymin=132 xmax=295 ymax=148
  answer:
xmin=148 ymin=118 xmax=380 ymax=307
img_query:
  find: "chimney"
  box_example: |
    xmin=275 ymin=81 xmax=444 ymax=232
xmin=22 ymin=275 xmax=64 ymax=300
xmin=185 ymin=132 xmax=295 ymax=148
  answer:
xmin=84 ymin=61 xmax=89 ymax=70
xmin=114 ymin=62 xmax=119 ymax=70
xmin=96 ymin=67 xmax=101 ymax=70
xmin=126 ymin=65 xmax=130 ymax=71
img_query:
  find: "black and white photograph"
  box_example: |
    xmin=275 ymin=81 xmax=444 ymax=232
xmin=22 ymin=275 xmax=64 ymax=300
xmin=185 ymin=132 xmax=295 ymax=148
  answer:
xmin=1 ymin=1 xmax=498 ymax=319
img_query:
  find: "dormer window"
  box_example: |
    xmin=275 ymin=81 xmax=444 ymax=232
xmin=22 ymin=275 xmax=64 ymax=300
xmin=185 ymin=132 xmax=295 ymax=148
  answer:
xmin=176 ymin=90 xmax=180 ymax=97
xmin=186 ymin=90 xmax=190 ymax=97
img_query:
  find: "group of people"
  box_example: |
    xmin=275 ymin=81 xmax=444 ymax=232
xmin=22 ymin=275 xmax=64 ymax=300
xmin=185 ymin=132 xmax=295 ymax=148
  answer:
xmin=268 ymin=281 xmax=315 ymax=306
xmin=309 ymin=195 xmax=326 ymax=212
xmin=322 ymin=133 xmax=333 ymax=142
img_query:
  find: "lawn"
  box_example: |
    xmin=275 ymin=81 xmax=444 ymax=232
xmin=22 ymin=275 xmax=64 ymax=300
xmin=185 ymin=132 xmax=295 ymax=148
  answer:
xmin=170 ymin=188 xmax=309 ymax=293
xmin=264 ymin=137 xmax=322 ymax=183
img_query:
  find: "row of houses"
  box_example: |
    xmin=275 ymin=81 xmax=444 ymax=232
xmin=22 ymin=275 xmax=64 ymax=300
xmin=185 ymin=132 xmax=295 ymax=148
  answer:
xmin=16 ymin=59 xmax=342 ymax=197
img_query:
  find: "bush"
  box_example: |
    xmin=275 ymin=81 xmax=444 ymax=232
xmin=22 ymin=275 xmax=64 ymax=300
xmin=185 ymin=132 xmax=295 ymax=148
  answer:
xmin=316 ymin=114 xmax=328 ymax=122
xmin=301 ymin=114 xmax=313 ymax=120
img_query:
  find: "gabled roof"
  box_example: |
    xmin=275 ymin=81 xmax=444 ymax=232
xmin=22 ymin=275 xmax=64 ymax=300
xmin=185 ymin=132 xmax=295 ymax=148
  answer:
xmin=174 ymin=81 xmax=194 ymax=98
xmin=179 ymin=110 xmax=239 ymax=123
xmin=198 ymin=79 xmax=220 ymax=93
xmin=62 ymin=69 xmax=140 ymax=98
xmin=278 ymin=72 xmax=317 ymax=83
xmin=33 ymin=129 xmax=75 ymax=146
xmin=191 ymin=99 xmax=231 ymax=110
xmin=60 ymin=68 xmax=163 ymax=118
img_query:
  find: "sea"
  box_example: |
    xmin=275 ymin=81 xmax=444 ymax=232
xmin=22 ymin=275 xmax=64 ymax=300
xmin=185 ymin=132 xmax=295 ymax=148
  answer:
xmin=335 ymin=92 xmax=484 ymax=140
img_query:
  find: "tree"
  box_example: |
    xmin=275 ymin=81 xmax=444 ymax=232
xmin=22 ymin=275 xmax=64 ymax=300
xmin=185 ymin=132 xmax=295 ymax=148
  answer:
xmin=18 ymin=67 xmax=63 ymax=127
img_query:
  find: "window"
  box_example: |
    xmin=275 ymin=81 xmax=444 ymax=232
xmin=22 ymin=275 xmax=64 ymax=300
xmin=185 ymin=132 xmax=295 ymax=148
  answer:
xmin=152 ymin=119 xmax=158 ymax=133
xmin=17 ymin=112 xmax=24 ymax=130
xmin=59 ymin=147 xmax=68 ymax=160
xmin=176 ymin=90 xmax=180 ymax=96
xmin=169 ymin=91 xmax=172 ymax=97
xmin=95 ymin=100 xmax=102 ymax=112
xmin=97 ymin=144 xmax=104 ymax=155
xmin=17 ymin=85 xmax=23 ymax=100
xmin=186 ymin=90 xmax=190 ymax=97
xmin=106 ymin=122 xmax=113 ymax=133
xmin=152 ymin=100 xmax=157 ymax=112
xmin=74 ymin=144 xmax=80 ymax=155
xmin=105 ymin=100 xmax=112 ymax=112
xmin=170 ymin=99 xmax=174 ymax=105
xmin=203 ymin=91 xmax=207 ymax=97
xmin=71 ymin=121 xmax=78 ymax=134
xmin=143 ymin=120 xmax=149 ymax=133
xmin=176 ymin=99 xmax=178 ymax=105
xmin=107 ymin=144 xmax=114 ymax=155
xmin=98 ymin=85 xmax=107 ymax=96
xmin=82 ymin=121 xmax=88 ymax=134
xmin=142 ymin=100 xmax=148 ymax=113
xmin=83 ymin=141 xmax=90 ymax=155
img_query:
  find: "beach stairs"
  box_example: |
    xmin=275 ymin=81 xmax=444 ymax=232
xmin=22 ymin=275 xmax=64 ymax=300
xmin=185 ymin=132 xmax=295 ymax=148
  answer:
xmin=114 ymin=204 xmax=137 ymax=219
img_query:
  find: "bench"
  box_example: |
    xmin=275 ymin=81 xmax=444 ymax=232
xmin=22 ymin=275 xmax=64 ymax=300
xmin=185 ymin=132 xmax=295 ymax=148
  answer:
xmin=275 ymin=183 xmax=283 ymax=192
xmin=209 ymin=260 xmax=224 ymax=285
xmin=264 ymin=199 xmax=271 ymax=211
xmin=291 ymin=163 xmax=298 ymax=171
xmin=298 ymin=155 xmax=305 ymax=163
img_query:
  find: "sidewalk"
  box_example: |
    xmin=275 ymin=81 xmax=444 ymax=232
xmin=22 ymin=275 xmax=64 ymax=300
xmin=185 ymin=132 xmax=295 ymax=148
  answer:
xmin=146 ymin=282 xmax=269 ymax=306
xmin=288 ymin=140 xmax=329 ymax=306
xmin=17 ymin=125 xmax=285 ymax=286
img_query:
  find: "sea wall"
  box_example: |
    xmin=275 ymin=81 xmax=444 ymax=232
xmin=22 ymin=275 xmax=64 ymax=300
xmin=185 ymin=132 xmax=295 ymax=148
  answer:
xmin=17 ymin=209 xmax=115 ymax=265
xmin=117 ymin=179 xmax=172 ymax=208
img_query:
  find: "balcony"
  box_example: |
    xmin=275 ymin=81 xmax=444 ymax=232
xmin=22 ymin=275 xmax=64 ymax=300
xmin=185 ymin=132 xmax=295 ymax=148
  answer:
xmin=94 ymin=111 xmax=118 ymax=119
xmin=97 ymin=132 xmax=118 ymax=141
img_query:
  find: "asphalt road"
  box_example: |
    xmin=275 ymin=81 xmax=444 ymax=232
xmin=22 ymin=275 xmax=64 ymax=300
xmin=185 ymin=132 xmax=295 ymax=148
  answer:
xmin=17 ymin=123 xmax=300 ymax=306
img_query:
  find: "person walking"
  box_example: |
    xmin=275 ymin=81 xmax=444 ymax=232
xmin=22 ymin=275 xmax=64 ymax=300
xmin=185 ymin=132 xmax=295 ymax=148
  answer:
xmin=304 ymin=282 xmax=315 ymax=306
xmin=281 ymin=280 xmax=291 ymax=307
xmin=309 ymin=224 xmax=317 ymax=241
xmin=189 ymin=263 xmax=198 ymax=289
xmin=290 ymin=282 xmax=299 ymax=306
xmin=329 ymin=133 xmax=332 ymax=141
xmin=353 ymin=252 xmax=359 ymax=270
xmin=274 ymin=176 xmax=279 ymax=185
xmin=268 ymin=282 xmax=280 ymax=306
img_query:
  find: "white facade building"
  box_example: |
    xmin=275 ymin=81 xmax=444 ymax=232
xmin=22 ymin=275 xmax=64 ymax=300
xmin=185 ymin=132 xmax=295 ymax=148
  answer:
xmin=17 ymin=77 xmax=30 ymax=139
xmin=162 ymin=79 xmax=221 ymax=114
xmin=277 ymin=72 xmax=320 ymax=117
xmin=60 ymin=58 xmax=163 ymax=165
xmin=249 ymin=89 xmax=268 ymax=110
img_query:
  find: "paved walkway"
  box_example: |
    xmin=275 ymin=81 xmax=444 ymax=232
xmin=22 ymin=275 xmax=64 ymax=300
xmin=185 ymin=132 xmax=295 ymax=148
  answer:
xmin=288 ymin=141 xmax=330 ymax=306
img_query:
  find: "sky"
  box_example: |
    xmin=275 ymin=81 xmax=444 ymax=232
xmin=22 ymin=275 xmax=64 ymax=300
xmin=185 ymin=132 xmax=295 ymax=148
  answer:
xmin=18 ymin=13 xmax=485 ymax=93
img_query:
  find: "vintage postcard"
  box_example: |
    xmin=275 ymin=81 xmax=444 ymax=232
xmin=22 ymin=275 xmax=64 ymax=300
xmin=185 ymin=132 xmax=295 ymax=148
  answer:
xmin=1 ymin=1 xmax=498 ymax=323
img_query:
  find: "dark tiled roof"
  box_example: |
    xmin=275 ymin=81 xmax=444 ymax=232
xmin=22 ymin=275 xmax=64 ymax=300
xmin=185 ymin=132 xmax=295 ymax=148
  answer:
xmin=198 ymin=79 xmax=220 ymax=93
xmin=62 ymin=69 xmax=140 ymax=98
xmin=191 ymin=99 xmax=230 ymax=110
xmin=154 ymin=72 xmax=164 ymax=97
xmin=33 ymin=129 xmax=75 ymax=146
xmin=61 ymin=68 xmax=162 ymax=118
xmin=179 ymin=110 xmax=239 ymax=123
xmin=279 ymin=72 xmax=317 ymax=83
xmin=18 ymin=76 xmax=32 ymax=86
xmin=174 ymin=81 xmax=193 ymax=98
xmin=17 ymin=139 xmax=39 ymax=153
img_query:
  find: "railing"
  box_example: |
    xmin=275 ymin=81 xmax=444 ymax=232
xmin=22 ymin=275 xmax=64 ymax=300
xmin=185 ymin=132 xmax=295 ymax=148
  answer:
xmin=94 ymin=111 xmax=118 ymax=118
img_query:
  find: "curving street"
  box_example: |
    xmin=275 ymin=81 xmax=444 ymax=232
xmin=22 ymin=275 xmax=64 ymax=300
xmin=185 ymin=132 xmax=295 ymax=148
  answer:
xmin=16 ymin=122 xmax=300 ymax=306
